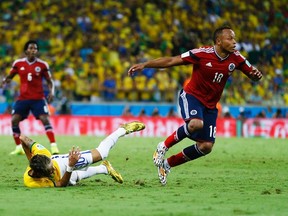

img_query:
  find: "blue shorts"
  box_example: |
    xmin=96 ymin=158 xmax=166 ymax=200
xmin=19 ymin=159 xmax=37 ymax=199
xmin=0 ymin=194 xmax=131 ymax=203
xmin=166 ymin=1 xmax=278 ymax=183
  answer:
xmin=12 ymin=99 xmax=49 ymax=120
xmin=178 ymin=89 xmax=218 ymax=143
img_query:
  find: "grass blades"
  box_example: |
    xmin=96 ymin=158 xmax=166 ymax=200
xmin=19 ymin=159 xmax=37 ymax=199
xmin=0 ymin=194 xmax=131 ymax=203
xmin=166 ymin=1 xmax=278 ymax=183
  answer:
xmin=0 ymin=135 xmax=287 ymax=216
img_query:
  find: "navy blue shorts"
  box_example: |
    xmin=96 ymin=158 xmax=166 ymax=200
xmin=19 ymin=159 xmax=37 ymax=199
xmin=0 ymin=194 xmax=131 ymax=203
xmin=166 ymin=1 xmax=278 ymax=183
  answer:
xmin=12 ymin=99 xmax=49 ymax=120
xmin=178 ymin=89 xmax=218 ymax=143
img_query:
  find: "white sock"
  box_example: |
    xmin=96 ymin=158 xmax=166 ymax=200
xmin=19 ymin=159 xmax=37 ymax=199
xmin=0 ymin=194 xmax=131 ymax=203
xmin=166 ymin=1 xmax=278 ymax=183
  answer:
xmin=96 ymin=128 xmax=126 ymax=159
xmin=75 ymin=165 xmax=107 ymax=181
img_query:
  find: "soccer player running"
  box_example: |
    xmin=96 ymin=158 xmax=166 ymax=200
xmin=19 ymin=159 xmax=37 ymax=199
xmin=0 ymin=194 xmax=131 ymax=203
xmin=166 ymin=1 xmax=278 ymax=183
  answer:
xmin=20 ymin=121 xmax=145 ymax=187
xmin=128 ymin=26 xmax=263 ymax=185
xmin=1 ymin=40 xmax=60 ymax=155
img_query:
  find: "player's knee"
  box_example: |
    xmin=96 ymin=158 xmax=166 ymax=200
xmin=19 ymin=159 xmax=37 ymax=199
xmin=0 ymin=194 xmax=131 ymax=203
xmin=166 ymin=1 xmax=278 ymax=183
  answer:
xmin=39 ymin=115 xmax=50 ymax=124
xmin=11 ymin=115 xmax=21 ymax=125
xmin=187 ymin=119 xmax=203 ymax=133
xmin=95 ymin=146 xmax=109 ymax=160
xmin=197 ymin=141 xmax=214 ymax=154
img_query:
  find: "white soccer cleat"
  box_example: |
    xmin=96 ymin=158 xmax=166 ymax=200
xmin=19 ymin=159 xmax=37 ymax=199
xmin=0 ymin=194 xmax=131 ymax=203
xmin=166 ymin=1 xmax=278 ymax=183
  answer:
xmin=153 ymin=142 xmax=168 ymax=167
xmin=157 ymin=161 xmax=170 ymax=186
xmin=120 ymin=121 xmax=145 ymax=135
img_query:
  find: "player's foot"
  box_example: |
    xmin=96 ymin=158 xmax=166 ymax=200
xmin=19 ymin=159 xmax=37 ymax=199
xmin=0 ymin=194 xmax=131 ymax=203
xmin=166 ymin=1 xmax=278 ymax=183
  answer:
xmin=157 ymin=160 xmax=170 ymax=186
xmin=153 ymin=142 xmax=168 ymax=167
xmin=10 ymin=145 xmax=25 ymax=155
xmin=120 ymin=121 xmax=145 ymax=135
xmin=102 ymin=160 xmax=123 ymax=184
xmin=51 ymin=143 xmax=59 ymax=155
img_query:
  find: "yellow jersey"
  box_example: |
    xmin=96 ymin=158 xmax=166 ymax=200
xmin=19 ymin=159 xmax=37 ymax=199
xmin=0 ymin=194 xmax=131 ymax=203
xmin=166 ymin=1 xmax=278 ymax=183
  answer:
xmin=23 ymin=142 xmax=61 ymax=188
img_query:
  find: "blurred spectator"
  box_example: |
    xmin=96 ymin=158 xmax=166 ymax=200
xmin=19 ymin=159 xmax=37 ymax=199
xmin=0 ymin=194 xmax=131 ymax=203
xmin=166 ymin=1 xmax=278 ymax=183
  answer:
xmin=272 ymin=108 xmax=283 ymax=118
xmin=167 ymin=107 xmax=178 ymax=117
xmin=151 ymin=107 xmax=160 ymax=117
xmin=122 ymin=106 xmax=133 ymax=117
xmin=223 ymin=106 xmax=233 ymax=119
xmin=101 ymin=72 xmax=117 ymax=101
xmin=138 ymin=108 xmax=147 ymax=117
xmin=0 ymin=0 xmax=286 ymax=106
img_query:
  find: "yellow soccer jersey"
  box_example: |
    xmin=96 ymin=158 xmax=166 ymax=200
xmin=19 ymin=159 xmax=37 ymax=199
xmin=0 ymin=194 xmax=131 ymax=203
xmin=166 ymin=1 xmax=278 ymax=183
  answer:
xmin=23 ymin=142 xmax=61 ymax=188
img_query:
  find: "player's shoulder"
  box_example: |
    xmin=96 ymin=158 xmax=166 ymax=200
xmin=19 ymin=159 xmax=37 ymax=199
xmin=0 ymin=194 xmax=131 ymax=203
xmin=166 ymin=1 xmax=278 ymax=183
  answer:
xmin=191 ymin=46 xmax=214 ymax=54
xmin=12 ymin=57 xmax=26 ymax=65
xmin=231 ymin=50 xmax=246 ymax=61
xmin=36 ymin=58 xmax=49 ymax=67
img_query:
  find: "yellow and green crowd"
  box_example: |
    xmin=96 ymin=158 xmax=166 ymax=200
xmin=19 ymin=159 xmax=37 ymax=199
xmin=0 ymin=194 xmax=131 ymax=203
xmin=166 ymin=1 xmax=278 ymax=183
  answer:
xmin=0 ymin=0 xmax=287 ymax=106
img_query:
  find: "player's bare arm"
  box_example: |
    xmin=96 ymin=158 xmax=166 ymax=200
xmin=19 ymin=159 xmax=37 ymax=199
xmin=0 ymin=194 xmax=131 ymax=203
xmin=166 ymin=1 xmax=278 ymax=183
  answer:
xmin=46 ymin=77 xmax=55 ymax=103
xmin=248 ymin=66 xmax=263 ymax=81
xmin=128 ymin=56 xmax=185 ymax=76
xmin=1 ymin=74 xmax=16 ymax=88
xmin=55 ymin=147 xmax=81 ymax=187
xmin=20 ymin=135 xmax=35 ymax=160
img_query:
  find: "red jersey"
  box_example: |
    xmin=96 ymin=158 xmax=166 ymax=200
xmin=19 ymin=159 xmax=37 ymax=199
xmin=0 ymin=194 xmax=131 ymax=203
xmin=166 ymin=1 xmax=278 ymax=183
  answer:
xmin=181 ymin=46 xmax=253 ymax=109
xmin=9 ymin=57 xmax=51 ymax=100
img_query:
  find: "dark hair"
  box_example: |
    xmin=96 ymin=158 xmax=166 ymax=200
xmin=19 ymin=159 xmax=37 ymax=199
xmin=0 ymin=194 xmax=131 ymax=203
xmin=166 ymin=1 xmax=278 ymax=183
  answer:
xmin=24 ymin=40 xmax=39 ymax=52
xmin=30 ymin=154 xmax=52 ymax=178
xmin=213 ymin=26 xmax=232 ymax=44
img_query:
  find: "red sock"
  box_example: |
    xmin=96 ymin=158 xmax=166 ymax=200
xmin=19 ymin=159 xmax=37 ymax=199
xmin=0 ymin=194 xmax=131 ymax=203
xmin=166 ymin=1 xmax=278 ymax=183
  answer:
xmin=46 ymin=130 xmax=56 ymax=144
xmin=164 ymin=131 xmax=178 ymax=148
xmin=167 ymin=152 xmax=189 ymax=167
xmin=13 ymin=133 xmax=21 ymax=145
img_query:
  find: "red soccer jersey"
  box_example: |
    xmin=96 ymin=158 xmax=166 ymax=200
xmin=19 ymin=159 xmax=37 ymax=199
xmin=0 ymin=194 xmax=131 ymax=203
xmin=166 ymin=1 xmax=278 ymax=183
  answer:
xmin=181 ymin=46 xmax=253 ymax=109
xmin=9 ymin=57 xmax=51 ymax=100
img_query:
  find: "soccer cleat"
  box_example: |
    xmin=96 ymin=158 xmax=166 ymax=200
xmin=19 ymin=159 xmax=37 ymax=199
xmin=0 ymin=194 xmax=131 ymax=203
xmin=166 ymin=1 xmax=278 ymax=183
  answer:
xmin=157 ymin=161 xmax=170 ymax=186
xmin=10 ymin=145 xmax=25 ymax=155
xmin=120 ymin=121 xmax=145 ymax=135
xmin=51 ymin=144 xmax=60 ymax=155
xmin=102 ymin=160 xmax=123 ymax=184
xmin=153 ymin=142 xmax=168 ymax=167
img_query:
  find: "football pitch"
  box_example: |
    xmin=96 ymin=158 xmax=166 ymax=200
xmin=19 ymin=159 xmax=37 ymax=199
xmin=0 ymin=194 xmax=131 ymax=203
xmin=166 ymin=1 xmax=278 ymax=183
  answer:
xmin=0 ymin=135 xmax=287 ymax=216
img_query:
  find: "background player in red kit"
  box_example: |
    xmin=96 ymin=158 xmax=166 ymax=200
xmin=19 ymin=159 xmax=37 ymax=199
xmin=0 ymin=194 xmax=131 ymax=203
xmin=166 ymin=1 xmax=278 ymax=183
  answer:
xmin=1 ymin=40 xmax=59 ymax=155
xmin=128 ymin=26 xmax=263 ymax=185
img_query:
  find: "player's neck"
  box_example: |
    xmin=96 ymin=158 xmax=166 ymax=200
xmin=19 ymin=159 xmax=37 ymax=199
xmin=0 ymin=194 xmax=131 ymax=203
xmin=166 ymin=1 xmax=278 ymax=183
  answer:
xmin=27 ymin=56 xmax=36 ymax=63
xmin=214 ymin=46 xmax=229 ymax=59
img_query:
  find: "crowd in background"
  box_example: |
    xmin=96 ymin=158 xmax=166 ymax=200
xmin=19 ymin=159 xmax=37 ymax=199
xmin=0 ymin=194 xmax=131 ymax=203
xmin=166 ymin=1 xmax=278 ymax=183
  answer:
xmin=0 ymin=0 xmax=287 ymax=109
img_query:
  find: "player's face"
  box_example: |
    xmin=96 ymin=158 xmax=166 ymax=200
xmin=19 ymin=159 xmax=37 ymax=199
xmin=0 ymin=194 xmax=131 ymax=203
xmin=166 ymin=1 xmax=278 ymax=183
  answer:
xmin=219 ymin=29 xmax=237 ymax=53
xmin=25 ymin=44 xmax=38 ymax=58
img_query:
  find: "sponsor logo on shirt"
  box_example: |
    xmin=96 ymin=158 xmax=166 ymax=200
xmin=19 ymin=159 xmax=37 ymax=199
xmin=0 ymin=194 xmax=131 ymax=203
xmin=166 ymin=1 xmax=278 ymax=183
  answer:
xmin=20 ymin=67 xmax=25 ymax=70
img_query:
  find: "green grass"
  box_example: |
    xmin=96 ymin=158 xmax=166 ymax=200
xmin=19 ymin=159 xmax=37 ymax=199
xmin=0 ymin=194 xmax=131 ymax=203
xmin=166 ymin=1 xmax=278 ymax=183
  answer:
xmin=0 ymin=135 xmax=287 ymax=216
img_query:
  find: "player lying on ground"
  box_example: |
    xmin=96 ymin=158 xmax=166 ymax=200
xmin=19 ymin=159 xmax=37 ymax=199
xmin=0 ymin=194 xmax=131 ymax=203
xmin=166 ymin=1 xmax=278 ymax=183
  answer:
xmin=20 ymin=121 xmax=145 ymax=187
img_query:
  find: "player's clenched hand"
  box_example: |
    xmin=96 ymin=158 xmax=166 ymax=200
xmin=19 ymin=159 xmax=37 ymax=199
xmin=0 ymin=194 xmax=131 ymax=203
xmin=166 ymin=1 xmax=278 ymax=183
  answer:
xmin=249 ymin=67 xmax=262 ymax=81
xmin=68 ymin=146 xmax=81 ymax=167
xmin=127 ymin=63 xmax=145 ymax=76
xmin=46 ymin=93 xmax=54 ymax=103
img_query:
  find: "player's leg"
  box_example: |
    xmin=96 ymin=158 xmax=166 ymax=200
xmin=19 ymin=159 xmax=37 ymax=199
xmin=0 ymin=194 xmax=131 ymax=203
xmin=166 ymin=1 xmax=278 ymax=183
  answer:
xmin=153 ymin=90 xmax=204 ymax=166
xmin=94 ymin=121 xmax=145 ymax=161
xmin=157 ymin=106 xmax=217 ymax=185
xmin=10 ymin=100 xmax=30 ymax=155
xmin=70 ymin=160 xmax=123 ymax=185
xmin=32 ymin=99 xmax=59 ymax=154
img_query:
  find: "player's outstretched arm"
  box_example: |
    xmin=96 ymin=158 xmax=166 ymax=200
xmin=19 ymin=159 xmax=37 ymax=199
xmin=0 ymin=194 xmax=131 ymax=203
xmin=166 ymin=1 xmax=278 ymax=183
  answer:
xmin=128 ymin=56 xmax=185 ymax=76
xmin=248 ymin=66 xmax=263 ymax=81
xmin=20 ymin=135 xmax=35 ymax=161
